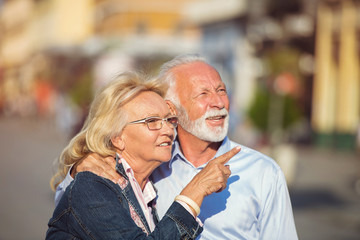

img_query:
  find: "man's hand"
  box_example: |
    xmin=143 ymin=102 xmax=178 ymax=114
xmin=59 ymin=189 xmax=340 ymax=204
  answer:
xmin=71 ymin=153 xmax=122 ymax=183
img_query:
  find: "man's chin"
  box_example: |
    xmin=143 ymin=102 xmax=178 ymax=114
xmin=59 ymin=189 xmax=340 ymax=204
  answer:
xmin=179 ymin=115 xmax=228 ymax=142
xmin=196 ymin=128 xmax=228 ymax=142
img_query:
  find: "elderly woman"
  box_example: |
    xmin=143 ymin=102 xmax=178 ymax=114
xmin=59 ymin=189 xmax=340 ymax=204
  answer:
xmin=46 ymin=72 xmax=238 ymax=239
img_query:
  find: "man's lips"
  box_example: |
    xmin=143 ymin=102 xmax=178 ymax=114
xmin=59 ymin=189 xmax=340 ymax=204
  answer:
xmin=206 ymin=115 xmax=227 ymax=121
xmin=206 ymin=115 xmax=227 ymax=127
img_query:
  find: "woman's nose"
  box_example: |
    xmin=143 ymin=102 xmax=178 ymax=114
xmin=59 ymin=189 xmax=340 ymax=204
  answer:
xmin=161 ymin=120 xmax=175 ymax=137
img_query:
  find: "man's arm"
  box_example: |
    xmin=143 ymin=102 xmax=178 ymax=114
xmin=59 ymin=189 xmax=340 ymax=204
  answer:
xmin=54 ymin=169 xmax=74 ymax=206
xmin=54 ymin=153 xmax=120 ymax=206
xmin=259 ymin=168 xmax=298 ymax=240
xmin=70 ymin=153 xmax=119 ymax=180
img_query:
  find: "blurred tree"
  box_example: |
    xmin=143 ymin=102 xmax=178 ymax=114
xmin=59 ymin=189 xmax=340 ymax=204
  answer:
xmin=264 ymin=46 xmax=301 ymax=81
xmin=247 ymin=87 xmax=269 ymax=132
xmin=247 ymin=46 xmax=304 ymax=143
xmin=68 ymin=70 xmax=93 ymax=107
xmin=247 ymin=87 xmax=302 ymax=132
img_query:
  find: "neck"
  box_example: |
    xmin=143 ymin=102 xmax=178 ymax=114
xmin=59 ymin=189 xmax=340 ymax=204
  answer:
xmin=177 ymin=127 xmax=222 ymax=167
xmin=121 ymin=153 xmax=159 ymax=190
xmin=133 ymin=171 xmax=151 ymax=190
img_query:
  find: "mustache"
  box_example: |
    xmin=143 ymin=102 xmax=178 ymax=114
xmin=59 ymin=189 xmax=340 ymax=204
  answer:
xmin=203 ymin=108 xmax=228 ymax=118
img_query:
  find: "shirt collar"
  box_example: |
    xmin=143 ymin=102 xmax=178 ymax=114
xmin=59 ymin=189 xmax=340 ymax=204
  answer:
xmin=213 ymin=136 xmax=231 ymax=158
xmin=168 ymin=137 xmax=185 ymax=166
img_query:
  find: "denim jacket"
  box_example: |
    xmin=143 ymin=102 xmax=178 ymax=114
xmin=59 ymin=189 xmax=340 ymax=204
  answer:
xmin=46 ymin=161 xmax=202 ymax=240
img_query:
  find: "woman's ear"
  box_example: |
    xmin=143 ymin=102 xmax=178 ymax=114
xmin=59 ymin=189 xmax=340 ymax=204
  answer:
xmin=166 ymin=100 xmax=178 ymax=116
xmin=111 ymin=135 xmax=125 ymax=151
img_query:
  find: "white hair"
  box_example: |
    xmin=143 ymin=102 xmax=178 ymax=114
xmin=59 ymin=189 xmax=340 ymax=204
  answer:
xmin=158 ymin=54 xmax=208 ymax=107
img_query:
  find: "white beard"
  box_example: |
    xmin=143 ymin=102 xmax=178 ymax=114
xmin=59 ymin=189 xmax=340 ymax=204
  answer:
xmin=177 ymin=106 xmax=229 ymax=142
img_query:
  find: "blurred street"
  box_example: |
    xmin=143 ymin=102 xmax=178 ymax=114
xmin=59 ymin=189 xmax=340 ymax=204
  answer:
xmin=0 ymin=117 xmax=67 ymax=240
xmin=289 ymin=146 xmax=360 ymax=239
xmin=0 ymin=117 xmax=359 ymax=240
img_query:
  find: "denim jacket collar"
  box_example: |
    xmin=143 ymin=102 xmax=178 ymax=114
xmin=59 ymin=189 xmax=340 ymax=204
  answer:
xmin=114 ymin=154 xmax=159 ymax=234
xmin=115 ymin=154 xmax=129 ymax=180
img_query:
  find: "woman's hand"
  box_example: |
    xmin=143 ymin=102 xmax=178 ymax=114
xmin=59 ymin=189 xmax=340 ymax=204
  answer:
xmin=179 ymin=146 xmax=241 ymax=209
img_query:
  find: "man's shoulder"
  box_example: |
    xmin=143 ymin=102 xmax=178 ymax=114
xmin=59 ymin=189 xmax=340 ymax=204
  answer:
xmin=227 ymin=139 xmax=281 ymax=171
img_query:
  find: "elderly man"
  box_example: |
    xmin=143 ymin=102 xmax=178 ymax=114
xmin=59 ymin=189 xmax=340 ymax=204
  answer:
xmin=56 ymin=54 xmax=298 ymax=239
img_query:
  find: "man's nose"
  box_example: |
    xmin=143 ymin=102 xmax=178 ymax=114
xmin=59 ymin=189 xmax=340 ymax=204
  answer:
xmin=210 ymin=92 xmax=226 ymax=109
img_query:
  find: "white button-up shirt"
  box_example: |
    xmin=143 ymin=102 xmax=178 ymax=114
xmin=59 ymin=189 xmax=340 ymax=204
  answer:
xmin=151 ymin=137 xmax=298 ymax=240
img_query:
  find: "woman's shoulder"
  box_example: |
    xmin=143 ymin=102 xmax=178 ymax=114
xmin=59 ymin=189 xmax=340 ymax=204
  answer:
xmin=74 ymin=171 xmax=106 ymax=182
xmin=70 ymin=172 xmax=121 ymax=200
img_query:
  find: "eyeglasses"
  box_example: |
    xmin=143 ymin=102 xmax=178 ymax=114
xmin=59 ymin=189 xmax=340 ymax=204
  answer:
xmin=127 ymin=116 xmax=178 ymax=130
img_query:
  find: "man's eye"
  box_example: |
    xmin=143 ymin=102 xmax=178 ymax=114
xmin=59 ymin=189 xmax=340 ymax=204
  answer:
xmin=218 ymin=89 xmax=227 ymax=94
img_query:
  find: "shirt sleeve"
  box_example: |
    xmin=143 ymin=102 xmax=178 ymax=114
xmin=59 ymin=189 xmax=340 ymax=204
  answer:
xmin=259 ymin=168 xmax=298 ymax=240
xmin=54 ymin=167 xmax=74 ymax=206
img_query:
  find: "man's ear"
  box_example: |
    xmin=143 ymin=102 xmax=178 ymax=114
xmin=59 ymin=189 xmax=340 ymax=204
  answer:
xmin=111 ymin=135 xmax=125 ymax=151
xmin=166 ymin=100 xmax=178 ymax=115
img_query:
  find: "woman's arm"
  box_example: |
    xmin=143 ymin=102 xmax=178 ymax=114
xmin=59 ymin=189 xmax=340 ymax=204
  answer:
xmin=48 ymin=172 xmax=202 ymax=240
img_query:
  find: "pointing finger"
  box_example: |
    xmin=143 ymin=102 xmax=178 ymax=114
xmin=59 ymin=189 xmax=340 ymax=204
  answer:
xmin=213 ymin=146 xmax=241 ymax=165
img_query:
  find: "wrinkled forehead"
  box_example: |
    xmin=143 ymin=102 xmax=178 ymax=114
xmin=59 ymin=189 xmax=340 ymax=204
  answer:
xmin=174 ymin=62 xmax=225 ymax=91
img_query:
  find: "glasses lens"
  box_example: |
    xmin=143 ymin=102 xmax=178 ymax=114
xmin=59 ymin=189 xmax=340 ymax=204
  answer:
xmin=167 ymin=116 xmax=178 ymax=128
xmin=146 ymin=118 xmax=162 ymax=130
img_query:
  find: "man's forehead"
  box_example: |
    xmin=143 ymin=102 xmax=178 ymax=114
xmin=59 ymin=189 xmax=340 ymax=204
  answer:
xmin=174 ymin=63 xmax=224 ymax=86
xmin=191 ymin=78 xmax=225 ymax=90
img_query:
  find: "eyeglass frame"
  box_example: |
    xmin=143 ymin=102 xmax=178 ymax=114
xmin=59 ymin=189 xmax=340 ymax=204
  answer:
xmin=127 ymin=116 xmax=178 ymax=130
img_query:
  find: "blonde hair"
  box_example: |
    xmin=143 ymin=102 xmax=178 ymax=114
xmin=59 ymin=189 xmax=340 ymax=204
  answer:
xmin=50 ymin=72 xmax=168 ymax=191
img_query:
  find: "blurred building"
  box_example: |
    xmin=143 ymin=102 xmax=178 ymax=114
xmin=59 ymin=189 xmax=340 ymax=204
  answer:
xmin=312 ymin=0 xmax=360 ymax=150
xmin=0 ymin=0 xmax=36 ymax=116
xmin=0 ymin=0 xmax=200 ymax=115
xmin=0 ymin=0 xmax=94 ymax=117
xmin=0 ymin=0 xmax=359 ymax=150
xmin=90 ymin=0 xmax=200 ymax=88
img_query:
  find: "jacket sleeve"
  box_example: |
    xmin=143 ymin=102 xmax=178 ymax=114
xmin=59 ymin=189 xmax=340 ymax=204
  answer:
xmin=57 ymin=172 xmax=202 ymax=240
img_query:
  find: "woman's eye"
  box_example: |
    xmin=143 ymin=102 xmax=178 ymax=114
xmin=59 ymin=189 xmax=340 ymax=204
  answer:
xmin=146 ymin=118 xmax=158 ymax=123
